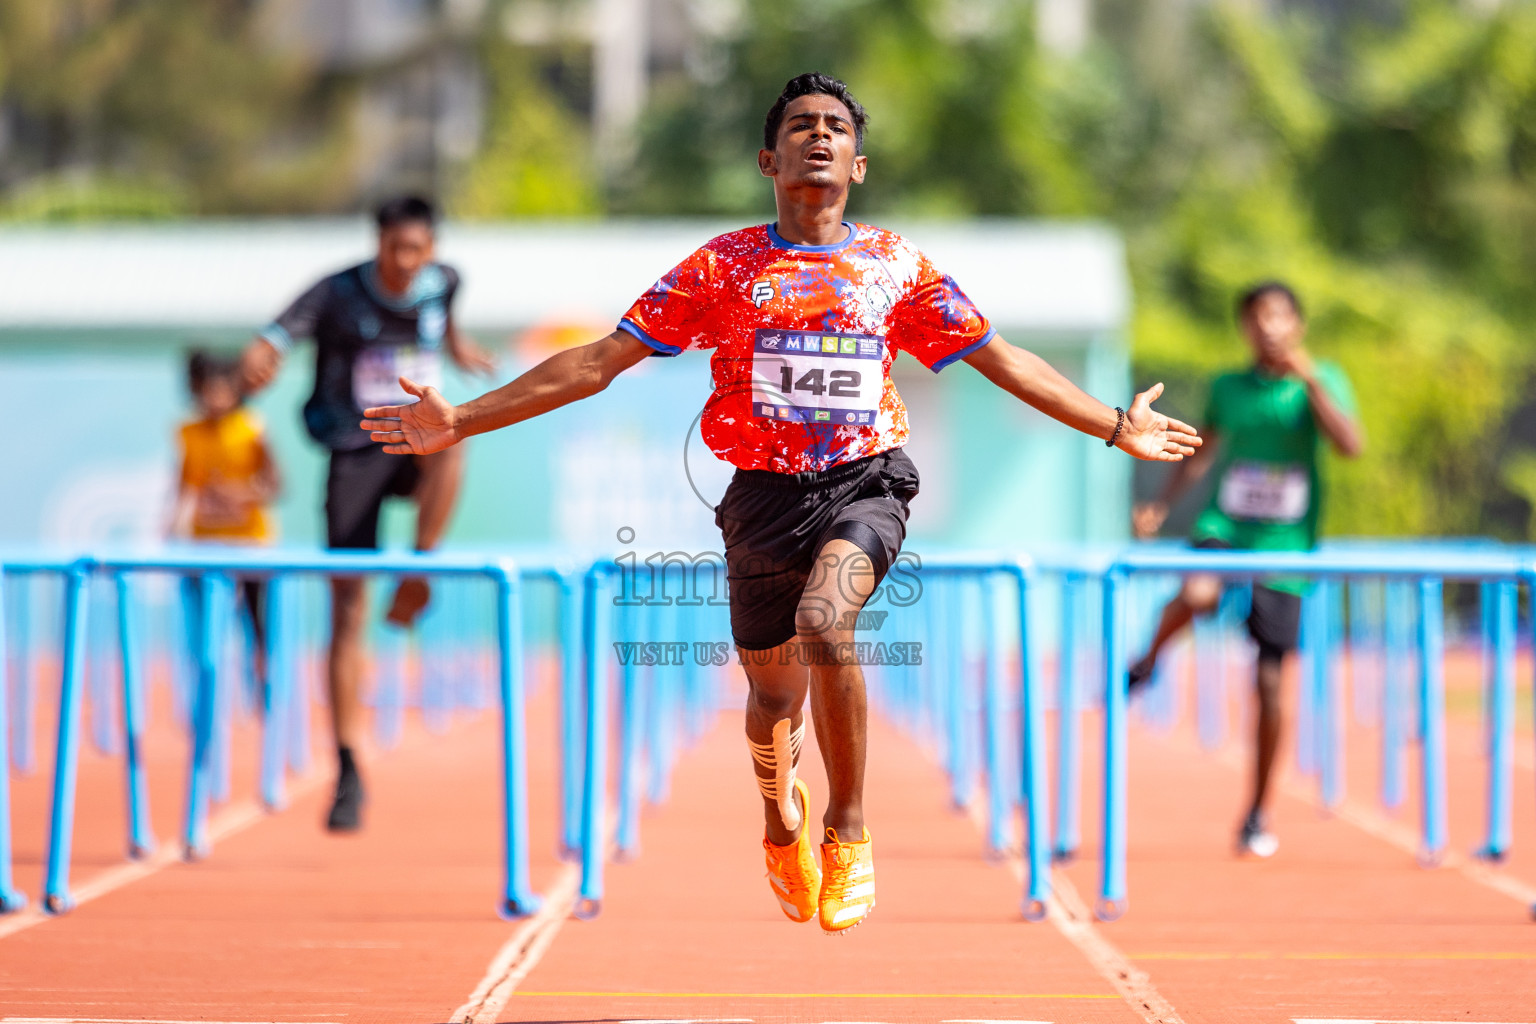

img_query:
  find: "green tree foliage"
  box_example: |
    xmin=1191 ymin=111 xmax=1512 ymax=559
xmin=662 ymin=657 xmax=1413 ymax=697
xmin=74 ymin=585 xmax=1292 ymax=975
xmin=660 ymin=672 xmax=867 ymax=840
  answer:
xmin=613 ymin=0 xmax=1092 ymax=218
xmin=625 ymin=0 xmax=1536 ymax=538
xmin=454 ymin=34 xmax=599 ymax=218
xmin=1114 ymin=1 xmax=1536 ymax=538
xmin=0 ymin=0 xmax=353 ymax=216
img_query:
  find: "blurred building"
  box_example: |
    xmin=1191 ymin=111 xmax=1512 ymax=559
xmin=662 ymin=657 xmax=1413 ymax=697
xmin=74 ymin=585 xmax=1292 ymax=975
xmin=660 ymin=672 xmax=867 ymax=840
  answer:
xmin=241 ymin=0 xmax=706 ymax=200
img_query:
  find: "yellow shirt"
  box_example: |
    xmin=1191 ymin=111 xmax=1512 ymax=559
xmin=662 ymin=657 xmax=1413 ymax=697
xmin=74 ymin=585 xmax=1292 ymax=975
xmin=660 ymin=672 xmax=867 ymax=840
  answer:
xmin=178 ymin=408 xmax=275 ymax=543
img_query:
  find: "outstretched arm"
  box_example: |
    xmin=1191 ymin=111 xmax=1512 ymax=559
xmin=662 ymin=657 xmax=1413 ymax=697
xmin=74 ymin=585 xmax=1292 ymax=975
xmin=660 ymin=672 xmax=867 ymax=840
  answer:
xmin=962 ymin=336 xmax=1201 ymax=462
xmin=361 ymin=330 xmax=655 ymax=454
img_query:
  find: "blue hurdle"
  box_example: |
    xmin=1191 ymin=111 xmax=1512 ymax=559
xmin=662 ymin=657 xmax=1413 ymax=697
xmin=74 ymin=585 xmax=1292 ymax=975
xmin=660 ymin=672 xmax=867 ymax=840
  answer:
xmin=1 ymin=549 xmax=547 ymax=919
xmin=1097 ymin=543 xmax=1528 ymax=921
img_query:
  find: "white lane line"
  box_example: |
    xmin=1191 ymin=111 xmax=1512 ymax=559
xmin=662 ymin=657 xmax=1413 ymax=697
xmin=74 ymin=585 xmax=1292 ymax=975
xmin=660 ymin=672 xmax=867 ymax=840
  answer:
xmin=962 ymin=805 xmax=1184 ymax=1024
xmin=449 ymin=861 xmax=582 ymax=1024
xmin=1044 ymin=868 xmax=1185 ymax=1024
xmin=0 ymin=770 xmax=327 ymax=942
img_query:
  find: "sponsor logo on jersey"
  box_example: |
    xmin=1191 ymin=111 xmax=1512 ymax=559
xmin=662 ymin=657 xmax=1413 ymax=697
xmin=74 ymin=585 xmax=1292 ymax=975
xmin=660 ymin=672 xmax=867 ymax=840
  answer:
xmin=866 ymin=283 xmax=893 ymax=314
xmin=751 ymin=280 xmax=775 ymax=307
xmin=814 ymin=410 xmax=831 ymax=422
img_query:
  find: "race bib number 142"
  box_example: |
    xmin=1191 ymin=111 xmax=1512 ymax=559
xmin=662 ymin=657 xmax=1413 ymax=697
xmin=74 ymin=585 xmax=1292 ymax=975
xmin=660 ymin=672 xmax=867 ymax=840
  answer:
xmin=750 ymin=329 xmax=884 ymax=425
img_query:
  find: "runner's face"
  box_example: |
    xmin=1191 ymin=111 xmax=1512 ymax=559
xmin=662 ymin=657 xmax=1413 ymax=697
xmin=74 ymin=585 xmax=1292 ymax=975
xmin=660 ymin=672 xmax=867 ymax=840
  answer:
xmin=760 ymin=94 xmax=867 ymax=192
xmin=1242 ymin=291 xmax=1304 ymax=363
xmin=375 ymin=221 xmax=435 ymax=295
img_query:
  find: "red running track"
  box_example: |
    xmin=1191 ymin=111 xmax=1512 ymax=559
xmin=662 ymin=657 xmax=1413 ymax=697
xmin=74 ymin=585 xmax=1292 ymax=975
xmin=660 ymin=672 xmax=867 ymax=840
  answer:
xmin=1 ymin=657 xmax=1534 ymax=1024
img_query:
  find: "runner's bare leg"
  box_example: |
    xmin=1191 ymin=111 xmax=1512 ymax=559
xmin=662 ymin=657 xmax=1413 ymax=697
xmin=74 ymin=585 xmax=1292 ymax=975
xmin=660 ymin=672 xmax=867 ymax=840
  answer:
xmin=799 ymin=539 xmax=878 ymax=842
xmin=387 ymin=445 xmax=467 ymax=626
xmin=1135 ymin=573 xmax=1221 ymax=667
xmin=742 ymin=653 xmax=809 ymax=848
xmin=1248 ymin=655 xmax=1284 ymax=818
xmin=742 ymin=538 xmax=880 ymax=846
xmin=328 ymin=577 xmax=366 ymax=750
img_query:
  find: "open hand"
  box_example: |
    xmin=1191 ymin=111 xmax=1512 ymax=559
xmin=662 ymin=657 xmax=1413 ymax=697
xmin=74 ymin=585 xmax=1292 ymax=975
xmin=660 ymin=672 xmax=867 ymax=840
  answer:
xmin=1115 ymin=383 xmax=1202 ymax=462
xmin=360 ymin=377 xmax=460 ymax=454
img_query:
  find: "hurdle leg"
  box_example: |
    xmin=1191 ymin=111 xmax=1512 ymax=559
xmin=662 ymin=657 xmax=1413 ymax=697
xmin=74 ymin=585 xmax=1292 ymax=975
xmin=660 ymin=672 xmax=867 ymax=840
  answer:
xmin=1416 ymin=576 xmax=1448 ymax=866
xmin=260 ymin=575 xmax=291 ymax=812
xmin=1319 ymin=579 xmax=1346 ymax=811
xmin=1054 ymin=574 xmax=1082 ymax=862
xmin=1097 ymin=569 xmax=1128 ymax=921
xmin=1479 ymin=578 xmax=1515 ymax=861
xmin=0 ymin=567 xmax=28 ymax=912
xmin=576 ymin=568 xmax=611 ymax=918
xmin=1382 ymin=579 xmax=1412 ymax=810
xmin=116 ymin=573 xmax=154 ymax=859
xmin=1013 ymin=566 xmax=1050 ymax=920
xmin=559 ymin=571 xmax=584 ymax=858
xmin=495 ymin=568 xmax=541 ymax=918
xmin=184 ymin=573 xmax=225 ymax=860
xmin=43 ymin=565 xmax=90 ymax=914
xmin=12 ymin=573 xmax=37 ymax=775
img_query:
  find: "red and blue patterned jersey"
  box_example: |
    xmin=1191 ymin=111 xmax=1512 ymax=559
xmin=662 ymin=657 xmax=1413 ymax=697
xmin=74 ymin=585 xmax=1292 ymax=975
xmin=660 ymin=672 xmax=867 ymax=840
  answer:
xmin=618 ymin=222 xmax=994 ymax=474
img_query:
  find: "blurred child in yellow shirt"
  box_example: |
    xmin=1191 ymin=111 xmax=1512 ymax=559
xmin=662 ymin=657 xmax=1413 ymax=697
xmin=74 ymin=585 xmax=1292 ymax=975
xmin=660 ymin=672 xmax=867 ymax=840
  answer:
xmin=173 ymin=350 xmax=279 ymax=544
xmin=171 ymin=350 xmax=281 ymax=670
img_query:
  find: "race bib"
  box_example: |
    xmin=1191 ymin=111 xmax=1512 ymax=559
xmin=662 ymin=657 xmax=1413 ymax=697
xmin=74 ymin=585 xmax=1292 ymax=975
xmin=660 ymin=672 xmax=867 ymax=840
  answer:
xmin=1217 ymin=461 xmax=1310 ymax=523
xmin=750 ymin=329 xmax=883 ymax=426
xmin=352 ymin=347 xmax=443 ymax=410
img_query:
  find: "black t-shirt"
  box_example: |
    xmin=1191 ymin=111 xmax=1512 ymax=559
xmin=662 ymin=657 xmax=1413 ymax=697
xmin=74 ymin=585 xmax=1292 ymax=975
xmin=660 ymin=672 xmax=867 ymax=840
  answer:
xmin=261 ymin=261 xmax=460 ymax=451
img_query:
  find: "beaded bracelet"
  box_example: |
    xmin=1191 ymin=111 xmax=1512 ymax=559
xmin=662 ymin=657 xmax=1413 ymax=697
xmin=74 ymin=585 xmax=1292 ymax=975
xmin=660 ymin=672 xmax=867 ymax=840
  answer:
xmin=1106 ymin=406 xmax=1125 ymax=447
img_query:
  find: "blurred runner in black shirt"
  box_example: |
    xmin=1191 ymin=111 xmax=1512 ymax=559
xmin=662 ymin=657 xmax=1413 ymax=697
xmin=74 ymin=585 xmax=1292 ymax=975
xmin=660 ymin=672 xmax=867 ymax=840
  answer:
xmin=240 ymin=195 xmax=494 ymax=831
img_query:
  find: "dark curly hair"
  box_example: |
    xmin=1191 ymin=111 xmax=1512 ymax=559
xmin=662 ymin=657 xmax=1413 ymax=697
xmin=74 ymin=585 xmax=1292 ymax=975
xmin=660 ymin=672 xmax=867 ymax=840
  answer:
xmin=1237 ymin=280 xmax=1304 ymax=319
xmin=375 ymin=194 xmax=436 ymax=231
xmin=186 ymin=347 xmax=242 ymax=398
xmin=763 ymin=72 xmax=868 ymax=154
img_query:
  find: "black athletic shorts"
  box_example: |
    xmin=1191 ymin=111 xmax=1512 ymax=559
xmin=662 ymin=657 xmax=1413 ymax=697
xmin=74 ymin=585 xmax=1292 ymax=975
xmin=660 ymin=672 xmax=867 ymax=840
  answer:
xmin=716 ymin=448 xmax=919 ymax=651
xmin=326 ymin=444 xmax=421 ymax=550
xmin=1194 ymin=537 xmax=1302 ymax=659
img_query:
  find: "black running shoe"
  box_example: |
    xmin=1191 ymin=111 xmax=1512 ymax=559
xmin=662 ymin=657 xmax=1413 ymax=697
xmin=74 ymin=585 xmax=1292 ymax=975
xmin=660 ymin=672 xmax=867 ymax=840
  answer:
xmin=1126 ymin=655 xmax=1156 ymax=695
xmin=1236 ymin=811 xmax=1278 ymax=858
xmin=326 ymin=760 xmax=365 ymax=832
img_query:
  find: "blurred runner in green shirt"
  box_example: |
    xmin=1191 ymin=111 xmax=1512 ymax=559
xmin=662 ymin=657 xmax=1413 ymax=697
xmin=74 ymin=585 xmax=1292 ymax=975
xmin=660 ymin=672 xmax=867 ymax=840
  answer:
xmin=1128 ymin=281 xmax=1362 ymax=858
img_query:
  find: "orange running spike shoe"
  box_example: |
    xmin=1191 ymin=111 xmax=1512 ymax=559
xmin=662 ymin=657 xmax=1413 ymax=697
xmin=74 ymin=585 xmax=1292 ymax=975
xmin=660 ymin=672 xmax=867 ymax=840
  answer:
xmin=818 ymin=826 xmax=875 ymax=934
xmin=762 ymin=778 xmax=819 ymax=923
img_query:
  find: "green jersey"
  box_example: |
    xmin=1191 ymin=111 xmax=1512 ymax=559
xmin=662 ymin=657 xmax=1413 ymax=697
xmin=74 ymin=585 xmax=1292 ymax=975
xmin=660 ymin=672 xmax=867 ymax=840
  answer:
xmin=1191 ymin=360 xmax=1356 ymax=570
